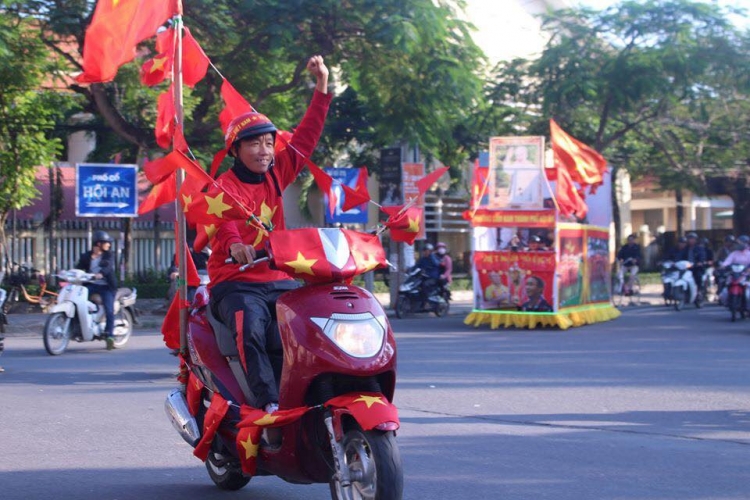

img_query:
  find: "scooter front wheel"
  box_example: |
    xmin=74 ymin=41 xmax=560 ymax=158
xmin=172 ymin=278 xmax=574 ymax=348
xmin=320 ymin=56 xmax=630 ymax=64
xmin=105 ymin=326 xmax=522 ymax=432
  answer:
xmin=43 ymin=312 xmax=71 ymax=355
xmin=329 ymin=424 xmax=403 ymax=500
xmin=673 ymin=289 xmax=684 ymax=311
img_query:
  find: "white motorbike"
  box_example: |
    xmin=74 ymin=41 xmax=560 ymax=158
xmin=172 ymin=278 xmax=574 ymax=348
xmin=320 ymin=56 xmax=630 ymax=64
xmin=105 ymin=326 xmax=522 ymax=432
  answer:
xmin=43 ymin=269 xmax=138 ymax=355
xmin=660 ymin=260 xmax=679 ymax=306
xmin=672 ymin=260 xmax=701 ymax=311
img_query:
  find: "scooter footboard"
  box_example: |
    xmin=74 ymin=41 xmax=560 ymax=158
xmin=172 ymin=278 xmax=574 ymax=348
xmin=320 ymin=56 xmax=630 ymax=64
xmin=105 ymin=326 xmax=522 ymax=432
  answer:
xmin=48 ymin=301 xmax=76 ymax=318
xmin=326 ymin=392 xmax=400 ymax=440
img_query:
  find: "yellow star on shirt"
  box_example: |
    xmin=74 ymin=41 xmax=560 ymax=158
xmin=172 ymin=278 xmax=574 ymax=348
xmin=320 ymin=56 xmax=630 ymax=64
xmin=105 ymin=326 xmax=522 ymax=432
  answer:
xmin=203 ymin=224 xmax=217 ymax=239
xmin=406 ymin=214 xmax=420 ymax=233
xmin=285 ymin=252 xmax=317 ymax=276
xmin=150 ymin=55 xmax=168 ymax=73
xmin=239 ymin=433 xmax=259 ymax=460
xmin=354 ymin=395 xmax=387 ymax=409
xmin=181 ymin=194 xmax=192 ymax=213
xmin=253 ymin=413 xmax=279 ymax=426
xmin=205 ymin=192 xmax=232 ymax=218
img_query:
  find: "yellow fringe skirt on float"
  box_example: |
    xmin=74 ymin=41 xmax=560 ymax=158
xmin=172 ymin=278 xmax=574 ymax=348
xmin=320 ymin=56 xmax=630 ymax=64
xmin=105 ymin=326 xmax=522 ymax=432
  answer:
xmin=464 ymin=303 xmax=621 ymax=331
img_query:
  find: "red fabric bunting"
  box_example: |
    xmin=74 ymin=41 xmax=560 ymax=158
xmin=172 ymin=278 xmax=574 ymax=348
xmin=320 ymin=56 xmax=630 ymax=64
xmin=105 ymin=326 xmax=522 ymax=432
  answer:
xmin=325 ymin=393 xmax=400 ymax=431
xmin=193 ymin=394 xmax=229 ymax=461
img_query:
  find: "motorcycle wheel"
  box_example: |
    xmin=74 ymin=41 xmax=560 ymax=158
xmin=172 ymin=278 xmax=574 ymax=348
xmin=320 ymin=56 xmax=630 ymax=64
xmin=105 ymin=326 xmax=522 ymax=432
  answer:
xmin=112 ymin=309 xmax=134 ymax=348
xmin=329 ymin=423 xmax=403 ymax=500
xmin=43 ymin=312 xmax=71 ymax=355
xmin=394 ymin=296 xmax=409 ymax=319
xmin=434 ymin=299 xmax=449 ymax=317
xmin=673 ymin=289 xmax=684 ymax=311
xmin=730 ymin=295 xmax=741 ymax=322
xmin=205 ymin=451 xmax=250 ymax=491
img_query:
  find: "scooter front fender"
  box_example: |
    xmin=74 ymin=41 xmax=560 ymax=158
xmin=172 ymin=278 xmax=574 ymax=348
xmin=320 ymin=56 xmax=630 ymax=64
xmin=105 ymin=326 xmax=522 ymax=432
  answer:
xmin=49 ymin=301 xmax=76 ymax=318
xmin=328 ymin=392 xmax=400 ymax=441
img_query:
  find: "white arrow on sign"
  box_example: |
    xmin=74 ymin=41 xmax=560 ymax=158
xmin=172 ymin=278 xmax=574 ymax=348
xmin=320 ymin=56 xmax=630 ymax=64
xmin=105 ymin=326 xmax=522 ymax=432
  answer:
xmin=87 ymin=202 xmax=130 ymax=209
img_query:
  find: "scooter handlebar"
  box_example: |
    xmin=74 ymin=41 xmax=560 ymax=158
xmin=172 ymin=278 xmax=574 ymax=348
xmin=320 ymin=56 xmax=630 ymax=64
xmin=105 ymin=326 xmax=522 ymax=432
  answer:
xmin=224 ymin=249 xmax=269 ymax=271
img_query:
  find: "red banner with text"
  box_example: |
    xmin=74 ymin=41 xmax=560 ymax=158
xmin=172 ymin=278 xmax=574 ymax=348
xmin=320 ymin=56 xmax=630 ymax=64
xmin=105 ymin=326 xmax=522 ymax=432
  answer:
xmin=465 ymin=209 xmax=556 ymax=228
xmin=474 ymin=251 xmax=555 ymax=312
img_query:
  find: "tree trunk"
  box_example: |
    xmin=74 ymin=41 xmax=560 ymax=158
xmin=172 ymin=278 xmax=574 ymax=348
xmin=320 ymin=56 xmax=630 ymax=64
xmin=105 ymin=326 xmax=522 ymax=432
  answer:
xmin=122 ymin=218 xmax=132 ymax=280
xmin=611 ymin=164 xmax=621 ymax=246
xmin=675 ymin=189 xmax=684 ymax=237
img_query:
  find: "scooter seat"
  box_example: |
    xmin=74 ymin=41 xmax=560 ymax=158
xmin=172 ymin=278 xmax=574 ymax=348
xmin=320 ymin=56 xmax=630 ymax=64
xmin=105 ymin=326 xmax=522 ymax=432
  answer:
xmin=115 ymin=288 xmax=133 ymax=302
xmin=206 ymin=306 xmax=240 ymax=357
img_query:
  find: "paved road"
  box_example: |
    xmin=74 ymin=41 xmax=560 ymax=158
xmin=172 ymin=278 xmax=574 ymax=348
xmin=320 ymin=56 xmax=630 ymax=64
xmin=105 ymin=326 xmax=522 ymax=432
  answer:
xmin=1 ymin=304 xmax=749 ymax=499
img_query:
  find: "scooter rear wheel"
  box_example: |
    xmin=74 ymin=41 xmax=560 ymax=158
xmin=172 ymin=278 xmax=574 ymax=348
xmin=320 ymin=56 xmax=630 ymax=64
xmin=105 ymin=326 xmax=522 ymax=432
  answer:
xmin=673 ymin=289 xmax=684 ymax=311
xmin=205 ymin=451 xmax=250 ymax=491
xmin=43 ymin=312 xmax=71 ymax=355
xmin=329 ymin=423 xmax=403 ymax=500
xmin=112 ymin=309 xmax=134 ymax=348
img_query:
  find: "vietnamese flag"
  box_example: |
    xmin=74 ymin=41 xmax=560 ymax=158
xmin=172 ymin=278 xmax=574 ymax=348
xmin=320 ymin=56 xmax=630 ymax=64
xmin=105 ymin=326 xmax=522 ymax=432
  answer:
xmin=186 ymin=371 xmax=204 ymax=417
xmin=236 ymin=426 xmax=262 ymax=475
xmin=76 ymin=0 xmax=179 ymax=84
xmin=382 ymin=205 xmax=423 ymax=245
xmin=267 ymin=229 xmax=333 ymax=281
xmin=143 ymin=155 xmax=177 ymax=184
xmin=415 ymin=166 xmax=449 ymax=196
xmin=553 ymin=160 xmax=588 ymax=218
xmin=219 ymin=79 xmax=254 ymax=133
xmin=193 ymin=393 xmax=230 ymax=461
xmin=343 ymin=229 xmax=387 ymax=274
xmin=138 ymin=171 xmax=176 ymax=214
xmin=192 ymin=223 xmax=219 ymax=253
xmin=139 ymin=28 xmax=174 ymax=86
xmin=182 ymin=27 xmax=210 ymax=87
xmin=325 ymin=393 xmax=400 ymax=431
xmin=341 ymin=167 xmax=371 ymax=212
xmin=160 ymin=293 xmax=188 ymax=349
xmin=470 ymin=160 xmax=489 ymax=209
xmin=155 ymin=85 xmax=175 ymax=149
xmin=549 ymin=119 xmax=607 ymax=189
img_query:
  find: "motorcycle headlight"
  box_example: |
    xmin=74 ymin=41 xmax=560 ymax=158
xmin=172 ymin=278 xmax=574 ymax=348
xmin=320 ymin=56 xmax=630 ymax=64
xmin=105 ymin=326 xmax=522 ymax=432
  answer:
xmin=311 ymin=313 xmax=386 ymax=358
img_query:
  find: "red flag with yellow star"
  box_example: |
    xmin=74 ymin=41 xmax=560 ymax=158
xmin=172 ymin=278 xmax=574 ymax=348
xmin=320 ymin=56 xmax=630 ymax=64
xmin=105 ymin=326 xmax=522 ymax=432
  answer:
xmin=550 ymin=119 xmax=607 ymax=191
xmin=325 ymin=393 xmax=400 ymax=431
xmin=238 ymin=405 xmax=310 ymax=429
xmin=193 ymin=393 xmax=230 ymax=461
xmin=156 ymin=85 xmax=175 ymax=149
xmin=341 ymin=167 xmax=371 ymax=212
xmin=382 ymin=205 xmax=423 ymax=245
xmin=415 ymin=165 xmax=449 ymax=196
xmin=138 ymin=170 xmax=176 ymax=214
xmin=186 ymin=371 xmax=204 ymax=416
xmin=236 ymin=426 xmax=262 ymax=475
xmin=140 ymin=28 xmax=173 ymax=86
xmin=267 ymin=229 xmax=332 ymax=282
xmin=342 ymin=229 xmax=387 ymax=275
xmin=75 ymin=0 xmax=179 ymax=84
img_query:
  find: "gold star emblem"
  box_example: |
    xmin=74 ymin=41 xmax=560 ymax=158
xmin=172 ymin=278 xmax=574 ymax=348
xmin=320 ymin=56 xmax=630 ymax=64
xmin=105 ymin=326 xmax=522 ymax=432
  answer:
xmin=359 ymin=254 xmax=381 ymax=273
xmin=251 ymin=201 xmax=278 ymax=246
xmin=406 ymin=214 xmax=420 ymax=233
xmin=253 ymin=414 xmax=279 ymax=426
xmin=285 ymin=252 xmax=317 ymax=276
xmin=354 ymin=395 xmax=386 ymax=409
xmin=203 ymin=224 xmax=218 ymax=239
xmin=150 ymin=55 xmax=168 ymax=73
xmin=239 ymin=432 xmax=259 ymax=460
xmin=181 ymin=194 xmax=192 ymax=213
xmin=205 ymin=192 xmax=232 ymax=218
xmin=112 ymin=0 xmax=120 ymax=6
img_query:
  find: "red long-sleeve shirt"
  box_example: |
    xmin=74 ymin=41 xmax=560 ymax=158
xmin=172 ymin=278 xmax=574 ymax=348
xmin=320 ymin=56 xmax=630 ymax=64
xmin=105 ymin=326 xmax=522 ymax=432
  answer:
xmin=207 ymin=90 xmax=332 ymax=287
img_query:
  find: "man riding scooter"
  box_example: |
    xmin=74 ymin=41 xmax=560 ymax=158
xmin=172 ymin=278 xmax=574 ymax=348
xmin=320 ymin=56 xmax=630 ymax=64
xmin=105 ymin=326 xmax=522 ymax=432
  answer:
xmin=75 ymin=230 xmax=118 ymax=350
xmin=679 ymin=232 xmax=707 ymax=304
xmin=206 ymin=56 xmax=331 ymax=422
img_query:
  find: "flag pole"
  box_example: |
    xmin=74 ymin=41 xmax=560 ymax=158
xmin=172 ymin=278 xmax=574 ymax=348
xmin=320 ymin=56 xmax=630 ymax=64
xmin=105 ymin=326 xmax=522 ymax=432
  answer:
xmin=172 ymin=2 xmax=189 ymax=361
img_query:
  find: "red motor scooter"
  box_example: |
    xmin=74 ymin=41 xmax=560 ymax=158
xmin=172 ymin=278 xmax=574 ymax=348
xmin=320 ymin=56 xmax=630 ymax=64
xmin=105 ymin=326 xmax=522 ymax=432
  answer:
xmin=165 ymin=228 xmax=403 ymax=499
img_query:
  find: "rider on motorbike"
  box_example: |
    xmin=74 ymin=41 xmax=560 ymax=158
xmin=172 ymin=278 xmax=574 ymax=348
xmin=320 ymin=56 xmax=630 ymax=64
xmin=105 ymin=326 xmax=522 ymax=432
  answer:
xmin=75 ymin=230 xmax=117 ymax=350
xmin=617 ymin=234 xmax=641 ymax=290
xmin=679 ymin=232 xmax=707 ymax=299
xmin=721 ymin=235 xmax=750 ymax=268
xmin=206 ymin=56 xmax=331 ymax=415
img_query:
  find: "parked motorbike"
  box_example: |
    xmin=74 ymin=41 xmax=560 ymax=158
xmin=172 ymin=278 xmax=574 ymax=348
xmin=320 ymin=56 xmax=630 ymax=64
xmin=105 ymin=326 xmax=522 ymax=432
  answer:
xmin=660 ymin=260 xmax=678 ymax=306
xmin=715 ymin=267 xmax=729 ymax=305
xmin=165 ymin=228 xmax=403 ymax=499
xmin=672 ymin=260 xmax=701 ymax=311
xmin=0 ymin=271 xmax=7 ymax=334
xmin=725 ymin=264 xmax=749 ymax=322
xmin=394 ymin=267 xmax=450 ymax=318
xmin=43 ymin=269 xmax=138 ymax=355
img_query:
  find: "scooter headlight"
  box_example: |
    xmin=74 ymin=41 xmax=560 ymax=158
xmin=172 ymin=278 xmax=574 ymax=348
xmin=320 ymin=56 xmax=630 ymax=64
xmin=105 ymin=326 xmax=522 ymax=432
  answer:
xmin=311 ymin=313 xmax=386 ymax=358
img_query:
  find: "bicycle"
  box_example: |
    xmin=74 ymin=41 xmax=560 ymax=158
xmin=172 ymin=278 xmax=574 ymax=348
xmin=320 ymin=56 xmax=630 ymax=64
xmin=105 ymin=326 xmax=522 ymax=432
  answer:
xmin=2 ymin=263 xmax=59 ymax=314
xmin=613 ymin=261 xmax=641 ymax=307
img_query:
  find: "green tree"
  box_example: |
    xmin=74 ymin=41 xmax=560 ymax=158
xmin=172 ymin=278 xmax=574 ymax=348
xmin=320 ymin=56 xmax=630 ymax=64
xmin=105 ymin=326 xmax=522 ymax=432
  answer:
xmin=0 ymin=7 xmax=73 ymax=257
xmin=20 ymin=0 xmax=485 ymax=176
xmin=488 ymin=0 xmax=744 ymax=241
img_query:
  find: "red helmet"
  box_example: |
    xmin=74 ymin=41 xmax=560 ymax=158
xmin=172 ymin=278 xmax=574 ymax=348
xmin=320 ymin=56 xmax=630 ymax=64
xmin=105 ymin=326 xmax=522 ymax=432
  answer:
xmin=224 ymin=111 xmax=277 ymax=155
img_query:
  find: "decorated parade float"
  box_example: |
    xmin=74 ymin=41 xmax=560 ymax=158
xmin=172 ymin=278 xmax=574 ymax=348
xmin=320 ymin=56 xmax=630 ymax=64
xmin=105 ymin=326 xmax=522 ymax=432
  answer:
xmin=464 ymin=125 xmax=621 ymax=330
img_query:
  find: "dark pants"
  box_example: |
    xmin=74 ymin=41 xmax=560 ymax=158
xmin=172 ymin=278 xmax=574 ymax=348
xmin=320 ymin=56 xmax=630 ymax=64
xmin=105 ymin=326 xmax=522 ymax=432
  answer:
xmin=210 ymin=281 xmax=299 ymax=408
xmin=87 ymin=284 xmax=115 ymax=337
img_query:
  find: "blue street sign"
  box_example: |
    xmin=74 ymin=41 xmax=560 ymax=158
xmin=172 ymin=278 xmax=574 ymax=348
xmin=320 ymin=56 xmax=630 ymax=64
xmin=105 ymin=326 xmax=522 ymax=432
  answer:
xmin=76 ymin=164 xmax=138 ymax=217
xmin=324 ymin=167 xmax=368 ymax=225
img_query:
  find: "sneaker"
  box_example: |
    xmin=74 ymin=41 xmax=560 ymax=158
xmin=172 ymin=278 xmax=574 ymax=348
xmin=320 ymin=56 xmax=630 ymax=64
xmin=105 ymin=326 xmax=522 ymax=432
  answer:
xmin=105 ymin=337 xmax=115 ymax=351
xmin=262 ymin=403 xmax=281 ymax=447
